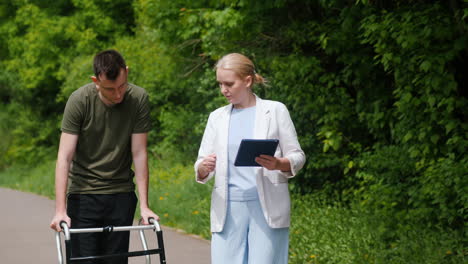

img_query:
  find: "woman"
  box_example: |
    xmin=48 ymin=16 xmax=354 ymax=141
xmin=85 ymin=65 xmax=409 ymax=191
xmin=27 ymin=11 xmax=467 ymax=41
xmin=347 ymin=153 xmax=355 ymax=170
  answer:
xmin=194 ymin=53 xmax=306 ymax=264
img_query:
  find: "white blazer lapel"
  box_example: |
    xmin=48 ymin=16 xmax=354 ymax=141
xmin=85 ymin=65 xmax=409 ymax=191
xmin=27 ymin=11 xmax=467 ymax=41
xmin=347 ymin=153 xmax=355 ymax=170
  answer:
xmin=253 ymin=95 xmax=271 ymax=203
xmin=218 ymin=104 xmax=232 ymax=171
xmin=254 ymin=95 xmax=271 ymax=139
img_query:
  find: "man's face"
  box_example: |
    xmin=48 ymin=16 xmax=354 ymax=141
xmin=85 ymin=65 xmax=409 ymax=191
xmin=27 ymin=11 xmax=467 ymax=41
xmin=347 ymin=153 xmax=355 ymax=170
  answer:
xmin=92 ymin=67 xmax=128 ymax=106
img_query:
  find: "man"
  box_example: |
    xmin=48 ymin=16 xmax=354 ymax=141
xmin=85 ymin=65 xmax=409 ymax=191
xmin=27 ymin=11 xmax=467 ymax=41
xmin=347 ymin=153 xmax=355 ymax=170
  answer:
xmin=50 ymin=49 xmax=159 ymax=263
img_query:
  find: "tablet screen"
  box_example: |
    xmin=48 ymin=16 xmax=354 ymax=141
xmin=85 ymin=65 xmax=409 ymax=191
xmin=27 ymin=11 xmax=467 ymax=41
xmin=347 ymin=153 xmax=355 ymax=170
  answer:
xmin=234 ymin=139 xmax=279 ymax=167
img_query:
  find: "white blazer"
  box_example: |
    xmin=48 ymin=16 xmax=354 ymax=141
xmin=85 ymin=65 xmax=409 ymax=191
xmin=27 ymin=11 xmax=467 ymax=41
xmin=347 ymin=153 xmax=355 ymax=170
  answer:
xmin=194 ymin=95 xmax=306 ymax=232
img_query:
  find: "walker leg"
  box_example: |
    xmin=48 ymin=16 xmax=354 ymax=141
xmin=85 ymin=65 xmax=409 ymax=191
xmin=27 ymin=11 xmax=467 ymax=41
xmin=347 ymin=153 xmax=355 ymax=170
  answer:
xmin=139 ymin=229 xmax=151 ymax=264
xmin=156 ymin=230 xmax=166 ymax=264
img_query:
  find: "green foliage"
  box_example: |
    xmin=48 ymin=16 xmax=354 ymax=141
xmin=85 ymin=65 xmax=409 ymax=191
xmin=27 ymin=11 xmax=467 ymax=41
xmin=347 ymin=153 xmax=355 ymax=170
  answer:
xmin=0 ymin=102 xmax=58 ymax=168
xmin=360 ymin=3 xmax=467 ymax=160
xmin=0 ymin=0 xmax=138 ymax=165
xmin=0 ymin=104 xmax=13 ymax=169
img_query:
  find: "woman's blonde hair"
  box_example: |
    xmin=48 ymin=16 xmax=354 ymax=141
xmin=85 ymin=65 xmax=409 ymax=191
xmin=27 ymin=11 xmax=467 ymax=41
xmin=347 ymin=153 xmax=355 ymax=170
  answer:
xmin=215 ymin=53 xmax=266 ymax=88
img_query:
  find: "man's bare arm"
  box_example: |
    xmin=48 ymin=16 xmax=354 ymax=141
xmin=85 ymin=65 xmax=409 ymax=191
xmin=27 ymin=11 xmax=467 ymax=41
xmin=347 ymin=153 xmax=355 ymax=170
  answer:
xmin=132 ymin=133 xmax=159 ymax=224
xmin=50 ymin=132 xmax=78 ymax=231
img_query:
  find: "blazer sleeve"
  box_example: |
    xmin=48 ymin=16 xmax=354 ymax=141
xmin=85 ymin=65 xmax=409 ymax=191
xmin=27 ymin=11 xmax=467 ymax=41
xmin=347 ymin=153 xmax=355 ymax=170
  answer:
xmin=277 ymin=103 xmax=306 ymax=178
xmin=194 ymin=112 xmax=216 ymax=184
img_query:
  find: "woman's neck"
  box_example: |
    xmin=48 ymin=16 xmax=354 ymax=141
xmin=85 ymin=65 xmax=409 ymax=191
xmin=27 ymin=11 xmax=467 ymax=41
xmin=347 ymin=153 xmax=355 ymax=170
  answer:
xmin=233 ymin=93 xmax=256 ymax=109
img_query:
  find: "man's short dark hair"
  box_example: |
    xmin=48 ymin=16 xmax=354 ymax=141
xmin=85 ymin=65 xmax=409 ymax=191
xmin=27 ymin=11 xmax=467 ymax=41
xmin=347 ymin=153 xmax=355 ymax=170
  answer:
xmin=93 ymin=49 xmax=127 ymax=81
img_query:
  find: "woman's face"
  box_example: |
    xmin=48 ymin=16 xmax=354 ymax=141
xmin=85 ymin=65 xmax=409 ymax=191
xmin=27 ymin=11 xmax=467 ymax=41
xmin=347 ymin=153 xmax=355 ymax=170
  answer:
xmin=216 ymin=68 xmax=252 ymax=106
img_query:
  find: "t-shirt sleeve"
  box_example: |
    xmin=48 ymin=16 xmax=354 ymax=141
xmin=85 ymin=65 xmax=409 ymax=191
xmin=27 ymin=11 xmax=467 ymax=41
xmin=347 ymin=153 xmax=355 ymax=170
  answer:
xmin=61 ymin=92 xmax=84 ymax=135
xmin=133 ymin=92 xmax=151 ymax=133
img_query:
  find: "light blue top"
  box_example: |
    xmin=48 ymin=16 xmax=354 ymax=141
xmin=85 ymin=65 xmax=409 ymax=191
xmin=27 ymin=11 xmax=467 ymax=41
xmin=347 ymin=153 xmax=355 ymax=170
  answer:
xmin=228 ymin=106 xmax=258 ymax=201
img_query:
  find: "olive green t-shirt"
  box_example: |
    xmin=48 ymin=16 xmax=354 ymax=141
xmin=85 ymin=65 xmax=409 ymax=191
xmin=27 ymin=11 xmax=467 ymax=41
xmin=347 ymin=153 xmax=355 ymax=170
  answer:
xmin=61 ymin=83 xmax=151 ymax=194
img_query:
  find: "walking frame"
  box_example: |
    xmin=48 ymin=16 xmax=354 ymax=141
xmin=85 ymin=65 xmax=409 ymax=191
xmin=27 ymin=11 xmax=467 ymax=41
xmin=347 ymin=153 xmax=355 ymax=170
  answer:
xmin=55 ymin=217 xmax=166 ymax=263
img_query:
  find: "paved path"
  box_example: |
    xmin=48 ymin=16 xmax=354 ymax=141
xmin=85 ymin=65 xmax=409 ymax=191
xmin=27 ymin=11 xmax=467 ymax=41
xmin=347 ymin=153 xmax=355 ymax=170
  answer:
xmin=0 ymin=188 xmax=211 ymax=264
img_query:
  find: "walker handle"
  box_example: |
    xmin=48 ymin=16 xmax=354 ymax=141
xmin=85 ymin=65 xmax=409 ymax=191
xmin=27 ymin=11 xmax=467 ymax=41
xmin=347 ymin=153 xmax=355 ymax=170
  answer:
xmin=148 ymin=217 xmax=161 ymax=232
xmin=59 ymin=221 xmax=69 ymax=230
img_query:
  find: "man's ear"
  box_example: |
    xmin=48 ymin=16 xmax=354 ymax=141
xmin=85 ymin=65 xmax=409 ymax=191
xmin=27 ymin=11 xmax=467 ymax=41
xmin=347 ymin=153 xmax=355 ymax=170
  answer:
xmin=126 ymin=66 xmax=129 ymax=75
xmin=91 ymin=76 xmax=99 ymax=84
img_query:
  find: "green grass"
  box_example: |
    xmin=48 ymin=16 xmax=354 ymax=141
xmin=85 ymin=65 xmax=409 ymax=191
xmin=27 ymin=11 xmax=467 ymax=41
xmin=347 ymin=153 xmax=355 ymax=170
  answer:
xmin=146 ymin=161 xmax=212 ymax=239
xmin=1 ymin=157 xmax=465 ymax=264
xmin=0 ymin=158 xmax=56 ymax=198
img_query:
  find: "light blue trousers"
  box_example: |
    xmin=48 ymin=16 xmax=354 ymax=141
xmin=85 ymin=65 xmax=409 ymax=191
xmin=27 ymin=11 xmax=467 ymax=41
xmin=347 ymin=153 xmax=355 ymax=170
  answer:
xmin=211 ymin=199 xmax=289 ymax=264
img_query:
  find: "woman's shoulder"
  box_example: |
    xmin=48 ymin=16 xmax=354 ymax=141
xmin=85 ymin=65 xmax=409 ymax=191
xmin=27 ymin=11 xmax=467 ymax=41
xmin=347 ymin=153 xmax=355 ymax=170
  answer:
xmin=259 ymin=98 xmax=287 ymax=111
xmin=210 ymin=104 xmax=231 ymax=117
